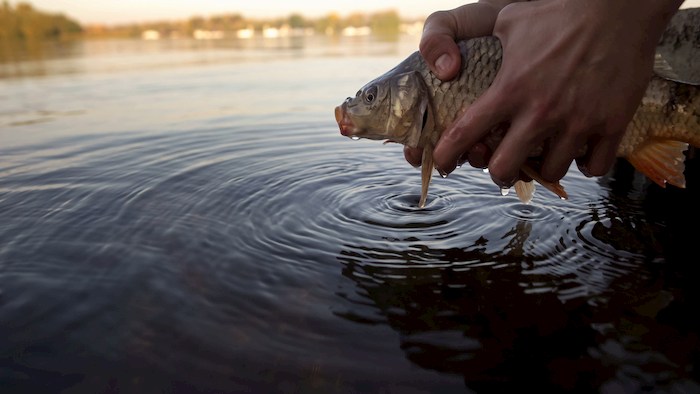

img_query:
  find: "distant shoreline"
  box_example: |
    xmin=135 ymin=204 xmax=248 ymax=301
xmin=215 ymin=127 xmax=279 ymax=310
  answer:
xmin=1 ymin=2 xmax=424 ymax=41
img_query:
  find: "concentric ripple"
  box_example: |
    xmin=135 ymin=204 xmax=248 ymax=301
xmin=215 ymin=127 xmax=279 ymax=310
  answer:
xmin=2 ymin=28 xmax=698 ymax=391
xmin=1 ymin=119 xmax=671 ymax=305
xmin=0 ymin=116 xmax=687 ymax=391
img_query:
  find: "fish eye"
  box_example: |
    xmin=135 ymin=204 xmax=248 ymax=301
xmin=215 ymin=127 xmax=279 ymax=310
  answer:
xmin=364 ymin=85 xmax=378 ymax=104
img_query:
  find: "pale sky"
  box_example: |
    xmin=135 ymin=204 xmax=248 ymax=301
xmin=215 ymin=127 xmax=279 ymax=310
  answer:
xmin=19 ymin=0 xmax=472 ymax=25
xmin=16 ymin=0 xmax=700 ymax=25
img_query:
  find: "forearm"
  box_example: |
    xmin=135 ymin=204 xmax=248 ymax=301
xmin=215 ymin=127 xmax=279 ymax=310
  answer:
xmin=573 ymin=0 xmax=683 ymax=48
xmin=617 ymin=0 xmax=684 ymax=48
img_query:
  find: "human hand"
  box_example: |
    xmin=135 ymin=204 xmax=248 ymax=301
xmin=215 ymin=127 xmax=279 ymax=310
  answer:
xmin=404 ymin=0 xmax=520 ymax=169
xmin=409 ymin=0 xmax=683 ymax=189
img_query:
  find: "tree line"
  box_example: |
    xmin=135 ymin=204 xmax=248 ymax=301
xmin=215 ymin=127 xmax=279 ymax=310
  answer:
xmin=86 ymin=10 xmax=405 ymax=39
xmin=0 ymin=1 xmax=82 ymax=41
xmin=0 ymin=1 xmax=408 ymax=41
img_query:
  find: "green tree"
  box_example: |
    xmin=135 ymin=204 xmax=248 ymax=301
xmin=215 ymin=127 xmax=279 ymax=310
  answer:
xmin=288 ymin=13 xmax=305 ymax=29
xmin=344 ymin=12 xmax=367 ymax=28
xmin=186 ymin=16 xmax=205 ymax=34
xmin=0 ymin=1 xmax=82 ymax=41
xmin=0 ymin=1 xmax=22 ymax=40
xmin=369 ymin=10 xmax=400 ymax=34
xmin=314 ymin=12 xmax=341 ymax=35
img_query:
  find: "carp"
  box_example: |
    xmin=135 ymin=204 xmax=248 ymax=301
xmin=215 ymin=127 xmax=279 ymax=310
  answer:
xmin=334 ymin=36 xmax=700 ymax=207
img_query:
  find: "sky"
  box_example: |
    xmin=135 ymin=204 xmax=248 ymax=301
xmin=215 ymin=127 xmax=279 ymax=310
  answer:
xmin=16 ymin=0 xmax=700 ymax=25
xmin=19 ymin=0 xmax=472 ymax=25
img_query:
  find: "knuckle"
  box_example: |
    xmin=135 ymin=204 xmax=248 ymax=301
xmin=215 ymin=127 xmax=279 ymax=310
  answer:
xmin=421 ymin=10 xmax=455 ymax=39
xmin=493 ymin=2 xmax=524 ymax=29
xmin=528 ymin=96 xmax=560 ymax=126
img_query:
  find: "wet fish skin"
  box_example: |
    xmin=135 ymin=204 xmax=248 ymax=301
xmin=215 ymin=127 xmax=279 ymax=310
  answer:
xmin=335 ymin=36 xmax=700 ymax=207
xmin=620 ymin=76 xmax=700 ymax=188
xmin=337 ymin=37 xmax=502 ymax=149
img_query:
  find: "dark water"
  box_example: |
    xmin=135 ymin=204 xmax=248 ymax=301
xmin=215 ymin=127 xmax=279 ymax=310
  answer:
xmin=1 ymin=36 xmax=700 ymax=394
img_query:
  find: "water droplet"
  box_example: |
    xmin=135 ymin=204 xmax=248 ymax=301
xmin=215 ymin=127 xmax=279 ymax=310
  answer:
xmin=482 ymin=168 xmax=489 ymax=174
xmin=456 ymin=163 xmax=462 ymax=169
xmin=500 ymin=187 xmax=510 ymax=196
xmin=350 ymin=136 xmax=360 ymax=141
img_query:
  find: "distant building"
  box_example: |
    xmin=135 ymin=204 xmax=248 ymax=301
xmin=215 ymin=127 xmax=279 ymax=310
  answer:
xmin=236 ymin=26 xmax=254 ymax=39
xmin=263 ymin=25 xmax=289 ymax=38
xmin=290 ymin=28 xmax=315 ymax=37
xmin=193 ymin=29 xmax=224 ymax=40
xmin=141 ymin=30 xmax=161 ymax=40
xmin=341 ymin=26 xmax=372 ymax=37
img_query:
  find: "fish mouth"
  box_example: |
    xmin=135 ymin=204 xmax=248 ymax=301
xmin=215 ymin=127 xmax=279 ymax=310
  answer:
xmin=335 ymin=102 xmax=357 ymax=137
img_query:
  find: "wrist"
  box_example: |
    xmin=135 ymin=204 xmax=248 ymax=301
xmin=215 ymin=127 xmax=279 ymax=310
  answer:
xmin=582 ymin=0 xmax=683 ymax=34
xmin=571 ymin=0 xmax=683 ymax=57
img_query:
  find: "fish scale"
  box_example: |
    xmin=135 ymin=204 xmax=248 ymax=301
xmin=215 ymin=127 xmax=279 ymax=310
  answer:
xmin=427 ymin=38 xmax=501 ymax=133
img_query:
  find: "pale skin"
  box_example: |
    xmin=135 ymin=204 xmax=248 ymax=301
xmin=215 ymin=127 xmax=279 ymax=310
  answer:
xmin=404 ymin=0 xmax=685 ymax=189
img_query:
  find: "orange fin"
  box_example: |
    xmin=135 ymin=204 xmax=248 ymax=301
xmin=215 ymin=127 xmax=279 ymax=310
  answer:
xmin=626 ymin=139 xmax=688 ymax=188
xmin=521 ymin=164 xmax=568 ymax=200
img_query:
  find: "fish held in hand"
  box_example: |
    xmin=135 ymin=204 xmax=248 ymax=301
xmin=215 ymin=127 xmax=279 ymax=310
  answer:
xmin=334 ymin=36 xmax=700 ymax=208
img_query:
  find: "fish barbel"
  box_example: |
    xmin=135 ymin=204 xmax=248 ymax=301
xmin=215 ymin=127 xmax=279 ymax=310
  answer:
xmin=334 ymin=36 xmax=700 ymax=208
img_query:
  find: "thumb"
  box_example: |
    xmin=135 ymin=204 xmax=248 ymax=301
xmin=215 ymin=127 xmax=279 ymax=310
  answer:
xmin=419 ymin=2 xmax=503 ymax=80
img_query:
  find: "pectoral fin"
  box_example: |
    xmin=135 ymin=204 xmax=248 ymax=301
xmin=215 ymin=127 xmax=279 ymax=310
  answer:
xmin=520 ymin=164 xmax=568 ymax=201
xmin=419 ymin=145 xmax=434 ymax=208
xmin=626 ymin=138 xmax=689 ymax=188
xmin=514 ymin=180 xmax=536 ymax=204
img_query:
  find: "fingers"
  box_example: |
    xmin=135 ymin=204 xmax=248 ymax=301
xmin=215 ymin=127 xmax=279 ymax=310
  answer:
xmin=578 ymin=133 xmax=622 ymax=177
xmin=487 ymin=114 xmax=550 ymax=188
xmin=404 ymin=142 xmax=492 ymax=170
xmin=540 ymin=124 xmax=590 ymax=182
xmin=419 ymin=12 xmax=462 ymax=81
xmin=550 ymin=125 xmax=623 ymax=180
xmin=403 ymin=146 xmax=423 ymax=167
xmin=420 ymin=3 xmax=503 ymax=81
xmin=464 ymin=143 xmax=492 ymax=169
xmin=433 ymin=91 xmax=507 ymax=176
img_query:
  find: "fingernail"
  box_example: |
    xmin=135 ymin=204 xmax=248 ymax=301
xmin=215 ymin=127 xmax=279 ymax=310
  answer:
xmin=437 ymin=167 xmax=449 ymax=178
xmin=435 ymin=53 xmax=451 ymax=76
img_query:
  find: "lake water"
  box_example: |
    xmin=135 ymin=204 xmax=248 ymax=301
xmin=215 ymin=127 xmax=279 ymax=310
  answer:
xmin=1 ymin=34 xmax=700 ymax=393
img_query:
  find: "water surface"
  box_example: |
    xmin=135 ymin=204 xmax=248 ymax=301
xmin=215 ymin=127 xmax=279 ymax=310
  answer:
xmin=1 ymin=35 xmax=700 ymax=393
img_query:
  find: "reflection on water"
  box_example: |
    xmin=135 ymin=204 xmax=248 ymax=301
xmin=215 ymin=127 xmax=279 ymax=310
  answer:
xmin=0 ymin=34 xmax=409 ymax=79
xmin=1 ymin=29 xmax=700 ymax=393
xmin=334 ymin=156 xmax=700 ymax=392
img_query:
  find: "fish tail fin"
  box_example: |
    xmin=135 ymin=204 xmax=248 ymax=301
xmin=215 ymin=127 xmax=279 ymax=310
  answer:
xmin=626 ymin=138 xmax=689 ymax=188
xmin=520 ymin=164 xmax=568 ymax=201
xmin=514 ymin=180 xmax=536 ymax=204
xmin=419 ymin=146 xmax=433 ymax=208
